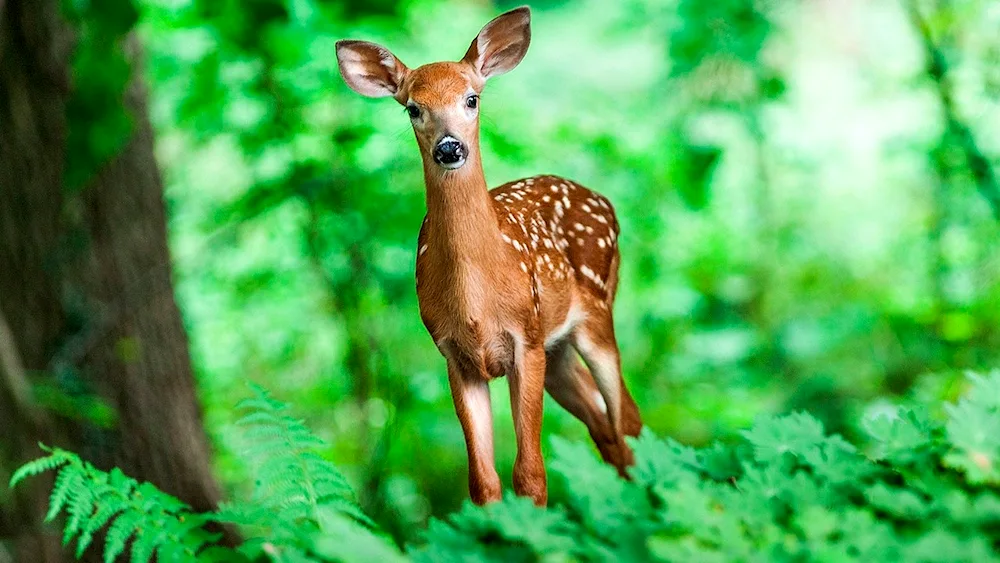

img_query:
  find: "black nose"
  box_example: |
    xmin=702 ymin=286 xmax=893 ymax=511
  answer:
xmin=433 ymin=137 xmax=466 ymax=165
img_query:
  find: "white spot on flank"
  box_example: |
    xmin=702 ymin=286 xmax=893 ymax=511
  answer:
xmin=574 ymin=223 xmax=585 ymax=231
xmin=580 ymin=266 xmax=604 ymax=289
xmin=419 ymin=244 xmax=428 ymax=256
xmin=581 ymin=204 xmax=592 ymax=212
xmin=579 ymin=265 xmax=606 ymax=289
xmin=520 ymin=262 xmax=528 ymax=273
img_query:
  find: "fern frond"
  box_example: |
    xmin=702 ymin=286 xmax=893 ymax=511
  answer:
xmin=75 ymin=498 xmax=123 ymax=557
xmin=48 ymin=461 xmax=85 ymax=523
xmin=8 ymin=445 xmax=71 ymax=488
xmin=218 ymin=384 xmax=373 ymax=557
xmin=104 ymin=510 xmax=143 ymax=563
xmin=131 ymin=524 xmax=167 ymax=563
xmin=63 ymin=472 xmax=97 ymax=545
xmin=10 ymin=448 xmax=229 ymax=562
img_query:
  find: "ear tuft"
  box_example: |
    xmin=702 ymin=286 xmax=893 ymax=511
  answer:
xmin=336 ymin=40 xmax=409 ymax=99
xmin=462 ymin=6 xmax=531 ymax=81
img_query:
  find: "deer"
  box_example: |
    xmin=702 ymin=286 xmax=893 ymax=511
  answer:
xmin=336 ymin=6 xmax=642 ymax=506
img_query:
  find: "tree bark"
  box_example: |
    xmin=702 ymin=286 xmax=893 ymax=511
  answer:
xmin=0 ymin=1 xmax=223 ymax=560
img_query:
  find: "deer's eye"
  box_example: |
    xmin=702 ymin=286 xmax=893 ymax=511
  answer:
xmin=466 ymin=95 xmax=478 ymax=109
xmin=406 ymin=104 xmax=420 ymax=119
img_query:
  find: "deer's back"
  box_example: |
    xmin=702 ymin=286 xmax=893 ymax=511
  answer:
xmin=490 ymin=175 xmax=620 ymax=305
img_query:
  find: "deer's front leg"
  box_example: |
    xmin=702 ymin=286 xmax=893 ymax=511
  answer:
xmin=509 ymin=341 xmax=547 ymax=505
xmin=446 ymin=357 xmax=501 ymax=505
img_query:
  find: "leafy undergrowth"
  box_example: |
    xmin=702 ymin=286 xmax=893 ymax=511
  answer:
xmin=11 ymin=373 xmax=1000 ymax=562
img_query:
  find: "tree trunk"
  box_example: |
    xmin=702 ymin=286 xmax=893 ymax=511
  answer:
xmin=0 ymin=1 xmax=223 ymax=560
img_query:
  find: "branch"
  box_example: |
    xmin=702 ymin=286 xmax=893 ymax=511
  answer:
xmin=904 ymin=0 xmax=1000 ymax=221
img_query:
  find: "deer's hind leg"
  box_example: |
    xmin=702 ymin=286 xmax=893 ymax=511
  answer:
xmin=570 ymin=306 xmax=642 ymax=466
xmin=596 ymin=254 xmax=642 ymax=439
xmin=544 ymin=339 xmax=635 ymax=475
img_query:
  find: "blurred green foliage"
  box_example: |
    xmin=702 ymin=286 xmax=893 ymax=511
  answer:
xmin=113 ymin=0 xmax=1000 ymax=543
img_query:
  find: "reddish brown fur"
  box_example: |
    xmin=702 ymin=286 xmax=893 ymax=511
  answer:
xmin=405 ymin=63 xmax=482 ymax=107
xmin=337 ymin=6 xmax=642 ymax=507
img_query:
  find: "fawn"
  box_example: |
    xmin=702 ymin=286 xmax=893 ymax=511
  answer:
xmin=336 ymin=6 xmax=642 ymax=506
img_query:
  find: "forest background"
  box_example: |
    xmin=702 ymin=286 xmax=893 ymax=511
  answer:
xmin=1 ymin=0 xmax=999 ymax=559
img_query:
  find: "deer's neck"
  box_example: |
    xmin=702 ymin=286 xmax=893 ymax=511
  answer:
xmin=422 ymin=152 xmax=503 ymax=271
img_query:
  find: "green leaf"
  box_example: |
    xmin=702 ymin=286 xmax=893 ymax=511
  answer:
xmin=741 ymin=411 xmax=833 ymax=463
xmin=628 ymin=429 xmax=703 ymax=488
xmin=865 ymin=408 xmax=935 ymax=463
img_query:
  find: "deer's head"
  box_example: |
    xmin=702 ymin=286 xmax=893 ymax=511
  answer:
xmin=336 ymin=7 xmax=531 ymax=172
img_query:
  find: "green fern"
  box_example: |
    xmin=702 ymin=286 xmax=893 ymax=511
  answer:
xmin=7 ymin=384 xmax=392 ymax=562
xmin=215 ymin=383 xmax=378 ymax=561
xmin=9 ymin=446 xmax=228 ymax=562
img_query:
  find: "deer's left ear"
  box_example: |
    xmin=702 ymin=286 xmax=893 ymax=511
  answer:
xmin=462 ymin=6 xmax=531 ymax=81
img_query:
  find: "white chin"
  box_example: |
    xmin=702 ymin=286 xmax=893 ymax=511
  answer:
xmin=439 ymin=158 xmax=466 ymax=170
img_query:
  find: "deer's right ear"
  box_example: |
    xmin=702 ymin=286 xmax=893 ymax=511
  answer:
xmin=336 ymin=40 xmax=409 ymax=99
